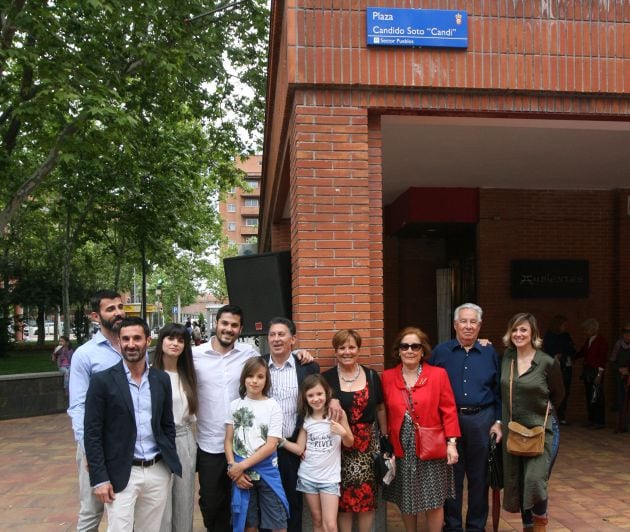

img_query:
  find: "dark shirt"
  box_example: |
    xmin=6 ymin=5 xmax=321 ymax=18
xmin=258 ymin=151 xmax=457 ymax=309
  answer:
xmin=430 ymin=338 xmax=501 ymax=421
xmin=542 ymin=331 xmax=575 ymax=365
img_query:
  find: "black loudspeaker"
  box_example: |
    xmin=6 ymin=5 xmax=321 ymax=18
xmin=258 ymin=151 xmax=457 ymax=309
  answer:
xmin=223 ymin=251 xmax=292 ymax=336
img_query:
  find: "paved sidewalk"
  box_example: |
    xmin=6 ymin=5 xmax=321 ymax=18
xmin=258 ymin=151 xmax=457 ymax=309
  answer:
xmin=0 ymin=413 xmax=628 ymax=531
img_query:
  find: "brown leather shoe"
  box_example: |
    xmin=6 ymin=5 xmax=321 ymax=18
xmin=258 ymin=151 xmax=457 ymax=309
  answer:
xmin=533 ymin=514 xmax=548 ymax=532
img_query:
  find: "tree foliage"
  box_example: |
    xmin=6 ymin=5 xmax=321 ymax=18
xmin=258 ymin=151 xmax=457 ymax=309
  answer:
xmin=0 ymin=0 xmax=269 ymax=349
xmin=1 ymin=0 xmax=268 ymax=231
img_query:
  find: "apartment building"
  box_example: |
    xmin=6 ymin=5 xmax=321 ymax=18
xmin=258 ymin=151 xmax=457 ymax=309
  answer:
xmin=219 ymin=155 xmax=262 ymax=251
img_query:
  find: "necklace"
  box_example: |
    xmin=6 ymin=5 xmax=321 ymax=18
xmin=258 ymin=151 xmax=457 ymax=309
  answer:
xmin=402 ymin=363 xmax=423 ymax=389
xmin=339 ymin=364 xmax=361 ymax=384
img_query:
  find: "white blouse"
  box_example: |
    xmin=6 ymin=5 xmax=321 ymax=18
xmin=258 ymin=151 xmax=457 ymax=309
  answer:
xmin=166 ymin=371 xmax=196 ymax=427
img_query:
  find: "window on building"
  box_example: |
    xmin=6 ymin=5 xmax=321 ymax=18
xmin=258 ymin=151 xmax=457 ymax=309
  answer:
xmin=244 ymin=198 xmax=259 ymax=208
xmin=244 ymin=217 xmax=259 ymax=227
xmin=227 ymin=203 xmax=236 ymax=212
xmin=228 ymin=186 xmax=236 ymax=194
xmin=227 ymin=222 xmax=237 ymax=232
xmin=245 ymin=179 xmax=259 ymax=189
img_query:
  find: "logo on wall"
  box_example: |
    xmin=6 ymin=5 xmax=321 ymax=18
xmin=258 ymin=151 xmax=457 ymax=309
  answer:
xmin=510 ymin=260 xmax=589 ymax=298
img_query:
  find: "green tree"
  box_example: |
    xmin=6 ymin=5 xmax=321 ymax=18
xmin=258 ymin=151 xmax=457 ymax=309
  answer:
xmin=1 ymin=0 xmax=268 ymax=232
xmin=201 ymin=243 xmax=239 ymax=303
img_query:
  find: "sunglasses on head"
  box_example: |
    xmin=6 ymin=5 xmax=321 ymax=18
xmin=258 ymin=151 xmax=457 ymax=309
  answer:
xmin=399 ymin=343 xmax=422 ymax=352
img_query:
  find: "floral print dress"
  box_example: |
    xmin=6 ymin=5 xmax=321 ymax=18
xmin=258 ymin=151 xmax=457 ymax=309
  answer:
xmin=323 ymin=366 xmax=383 ymax=513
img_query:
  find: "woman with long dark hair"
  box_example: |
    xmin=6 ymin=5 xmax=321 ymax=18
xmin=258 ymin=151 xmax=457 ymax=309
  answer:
xmin=153 ymin=323 xmax=198 ymax=532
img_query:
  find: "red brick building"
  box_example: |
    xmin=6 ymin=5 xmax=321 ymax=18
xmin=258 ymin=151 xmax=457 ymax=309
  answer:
xmin=258 ymin=0 xmax=630 ymax=414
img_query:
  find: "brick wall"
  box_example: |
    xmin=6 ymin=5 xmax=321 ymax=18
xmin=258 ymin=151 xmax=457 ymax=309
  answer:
xmin=287 ymin=1 xmax=629 ymax=95
xmin=289 ymin=97 xmax=383 ymax=371
xmin=476 ymin=188 xmax=616 ymax=422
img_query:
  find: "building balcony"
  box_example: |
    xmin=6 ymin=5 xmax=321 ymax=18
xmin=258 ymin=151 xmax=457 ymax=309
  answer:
xmin=240 ymin=226 xmax=259 ymax=236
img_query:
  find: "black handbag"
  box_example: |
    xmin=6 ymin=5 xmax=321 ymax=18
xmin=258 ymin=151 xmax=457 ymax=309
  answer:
xmin=487 ymin=432 xmax=503 ymax=490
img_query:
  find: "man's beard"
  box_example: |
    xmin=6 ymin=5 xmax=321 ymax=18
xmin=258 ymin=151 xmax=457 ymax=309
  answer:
xmin=216 ymin=333 xmax=235 ymax=349
xmin=100 ymin=315 xmax=123 ymax=332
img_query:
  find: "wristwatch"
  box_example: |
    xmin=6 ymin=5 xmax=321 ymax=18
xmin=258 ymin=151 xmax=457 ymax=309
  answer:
xmin=447 ymin=437 xmax=457 ymax=444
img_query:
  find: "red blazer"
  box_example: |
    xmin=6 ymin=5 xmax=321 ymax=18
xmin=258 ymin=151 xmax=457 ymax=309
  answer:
xmin=382 ymin=363 xmax=460 ymax=458
xmin=576 ymin=334 xmax=609 ymax=370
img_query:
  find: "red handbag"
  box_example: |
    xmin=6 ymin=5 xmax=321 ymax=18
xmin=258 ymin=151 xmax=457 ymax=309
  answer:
xmin=413 ymin=424 xmax=447 ymax=460
xmin=403 ymin=388 xmax=447 ymax=460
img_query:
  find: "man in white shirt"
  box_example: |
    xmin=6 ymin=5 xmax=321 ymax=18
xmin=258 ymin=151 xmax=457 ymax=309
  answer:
xmin=193 ymin=305 xmax=256 ymax=532
xmin=193 ymin=306 xmax=313 ymax=531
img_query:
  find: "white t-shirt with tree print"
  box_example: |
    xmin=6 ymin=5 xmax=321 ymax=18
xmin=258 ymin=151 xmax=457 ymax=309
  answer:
xmin=227 ymin=396 xmax=283 ymax=458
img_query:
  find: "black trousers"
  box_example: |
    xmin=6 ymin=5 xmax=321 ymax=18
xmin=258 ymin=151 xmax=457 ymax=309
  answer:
xmin=197 ymin=448 xmax=231 ymax=532
xmin=444 ymin=406 xmax=494 ymax=532
xmin=583 ymin=367 xmax=606 ymax=426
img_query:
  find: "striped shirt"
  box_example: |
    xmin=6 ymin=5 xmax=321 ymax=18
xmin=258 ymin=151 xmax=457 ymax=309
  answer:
xmin=268 ymin=355 xmax=299 ymax=438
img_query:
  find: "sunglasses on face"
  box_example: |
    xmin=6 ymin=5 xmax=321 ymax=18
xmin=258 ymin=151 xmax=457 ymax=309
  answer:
xmin=399 ymin=343 xmax=423 ymax=352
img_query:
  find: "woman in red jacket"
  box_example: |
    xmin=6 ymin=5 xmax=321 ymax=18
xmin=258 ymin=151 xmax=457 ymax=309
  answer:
xmin=382 ymin=326 xmax=461 ymax=532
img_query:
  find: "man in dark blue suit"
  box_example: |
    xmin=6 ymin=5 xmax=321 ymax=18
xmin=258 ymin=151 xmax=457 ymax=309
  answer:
xmin=84 ymin=317 xmax=181 ymax=532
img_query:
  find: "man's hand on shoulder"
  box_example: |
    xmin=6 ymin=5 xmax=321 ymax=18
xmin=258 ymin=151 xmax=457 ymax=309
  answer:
xmin=295 ymin=349 xmax=314 ymax=365
xmin=478 ymin=338 xmax=492 ymax=347
xmin=94 ymin=482 xmax=115 ymax=503
xmin=328 ymin=398 xmax=343 ymax=422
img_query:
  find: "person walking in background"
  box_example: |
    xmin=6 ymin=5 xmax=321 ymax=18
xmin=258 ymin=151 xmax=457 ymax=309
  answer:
xmin=153 ymin=323 xmax=199 ymax=532
xmin=543 ymin=315 xmax=576 ymax=425
xmin=68 ymin=289 xmax=126 ymax=531
xmin=610 ymin=322 xmax=630 ymax=433
xmin=322 ymin=329 xmax=389 ymax=532
xmin=382 ymin=327 xmax=460 ymax=532
xmin=192 ymin=321 xmax=202 ymax=346
xmin=84 ymin=317 xmax=182 ymax=532
xmin=52 ymin=335 xmax=74 ymax=397
xmin=501 ymin=313 xmax=564 ymax=532
xmin=283 ymin=374 xmax=354 ymax=532
xmin=225 ymin=357 xmax=289 ymax=532
xmin=430 ymin=303 xmax=502 ymax=532
xmin=575 ymin=318 xmax=609 ymax=429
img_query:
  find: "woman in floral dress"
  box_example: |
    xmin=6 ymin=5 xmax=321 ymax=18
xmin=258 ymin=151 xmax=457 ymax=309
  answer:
xmin=323 ymin=329 xmax=389 ymax=532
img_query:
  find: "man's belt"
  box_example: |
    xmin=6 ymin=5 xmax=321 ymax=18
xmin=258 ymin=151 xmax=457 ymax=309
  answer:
xmin=132 ymin=454 xmax=162 ymax=467
xmin=457 ymin=404 xmax=492 ymax=415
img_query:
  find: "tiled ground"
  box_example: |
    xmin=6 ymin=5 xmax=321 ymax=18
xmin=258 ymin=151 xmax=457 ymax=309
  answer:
xmin=0 ymin=414 xmax=628 ymax=531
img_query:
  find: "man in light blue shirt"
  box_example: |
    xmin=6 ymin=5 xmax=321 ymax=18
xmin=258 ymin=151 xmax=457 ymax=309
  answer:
xmin=68 ymin=289 xmax=125 ymax=532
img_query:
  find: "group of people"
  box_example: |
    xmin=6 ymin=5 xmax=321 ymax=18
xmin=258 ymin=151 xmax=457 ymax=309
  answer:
xmin=67 ymin=290 xmax=625 ymax=532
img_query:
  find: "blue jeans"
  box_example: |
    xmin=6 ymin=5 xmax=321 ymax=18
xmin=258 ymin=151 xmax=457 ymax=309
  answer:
xmin=521 ymin=416 xmax=560 ymax=527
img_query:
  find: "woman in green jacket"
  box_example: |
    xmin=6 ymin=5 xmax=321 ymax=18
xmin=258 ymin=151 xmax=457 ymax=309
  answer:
xmin=501 ymin=313 xmax=564 ymax=532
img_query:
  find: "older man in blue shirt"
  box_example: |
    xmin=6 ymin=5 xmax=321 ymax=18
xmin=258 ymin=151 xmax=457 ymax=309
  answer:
xmin=68 ymin=289 xmax=125 ymax=531
xmin=430 ymin=303 xmax=502 ymax=532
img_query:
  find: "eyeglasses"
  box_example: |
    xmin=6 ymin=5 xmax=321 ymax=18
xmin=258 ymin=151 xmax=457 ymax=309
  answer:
xmin=399 ymin=343 xmax=423 ymax=352
xmin=623 ymin=329 xmax=630 ymax=334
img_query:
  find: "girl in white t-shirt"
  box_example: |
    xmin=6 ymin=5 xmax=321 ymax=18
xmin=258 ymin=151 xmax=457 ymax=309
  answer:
xmin=225 ymin=356 xmax=289 ymax=532
xmin=282 ymin=374 xmax=353 ymax=532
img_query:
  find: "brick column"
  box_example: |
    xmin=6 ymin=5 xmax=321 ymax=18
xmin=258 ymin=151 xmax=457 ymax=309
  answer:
xmin=289 ymin=97 xmax=383 ymax=370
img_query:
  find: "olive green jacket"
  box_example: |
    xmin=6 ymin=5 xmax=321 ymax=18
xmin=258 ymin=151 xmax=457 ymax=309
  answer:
xmin=501 ymin=348 xmax=564 ymax=513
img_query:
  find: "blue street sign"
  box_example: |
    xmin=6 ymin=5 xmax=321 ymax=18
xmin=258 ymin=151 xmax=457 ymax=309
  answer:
xmin=172 ymin=306 xmax=178 ymax=314
xmin=366 ymin=8 xmax=468 ymax=48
